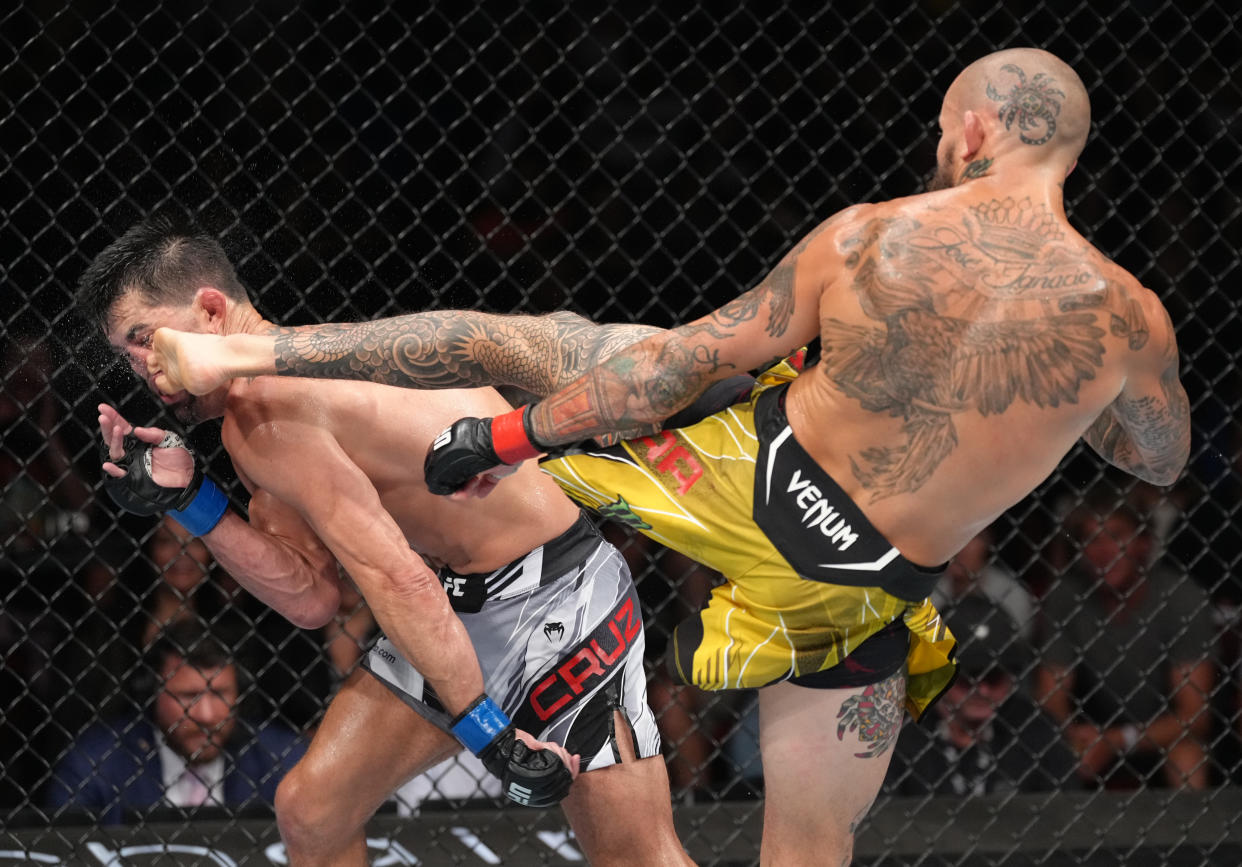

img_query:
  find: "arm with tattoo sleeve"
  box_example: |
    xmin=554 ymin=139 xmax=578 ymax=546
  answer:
xmin=150 ymin=311 xmax=662 ymax=400
xmin=519 ymin=217 xmax=834 ymax=446
xmin=422 ymin=218 xmax=837 ymax=493
xmin=1082 ymin=298 xmax=1190 ymax=486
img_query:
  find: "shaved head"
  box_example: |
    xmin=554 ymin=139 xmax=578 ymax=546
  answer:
xmin=949 ymin=48 xmax=1090 ymax=161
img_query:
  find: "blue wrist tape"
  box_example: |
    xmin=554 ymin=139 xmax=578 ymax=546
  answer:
xmin=168 ymin=477 xmax=229 ymax=537
xmin=451 ymin=696 xmax=511 ymax=756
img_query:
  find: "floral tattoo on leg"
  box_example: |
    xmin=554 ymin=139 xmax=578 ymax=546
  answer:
xmin=837 ymin=671 xmax=905 ymax=759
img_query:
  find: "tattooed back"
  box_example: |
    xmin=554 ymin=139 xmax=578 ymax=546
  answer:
xmin=784 ymin=180 xmax=1179 ymax=565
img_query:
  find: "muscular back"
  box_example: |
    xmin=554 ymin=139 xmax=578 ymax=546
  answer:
xmin=221 ymin=376 xmax=580 ymax=573
xmin=786 ymin=182 xmax=1177 ymax=563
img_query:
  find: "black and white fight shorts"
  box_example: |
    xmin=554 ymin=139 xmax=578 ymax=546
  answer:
xmin=362 ymin=511 xmax=660 ymax=771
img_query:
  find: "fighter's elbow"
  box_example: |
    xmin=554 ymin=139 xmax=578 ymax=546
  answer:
xmin=1132 ymin=456 xmax=1187 ymax=488
xmin=287 ymin=585 xmax=343 ymax=629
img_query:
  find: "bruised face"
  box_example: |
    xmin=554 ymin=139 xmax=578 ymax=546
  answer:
xmin=153 ymin=656 xmax=239 ymax=765
xmin=105 ymin=292 xmax=225 ymax=424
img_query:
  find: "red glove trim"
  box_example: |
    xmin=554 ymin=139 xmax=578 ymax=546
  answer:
xmin=491 ymin=407 xmax=543 ymax=464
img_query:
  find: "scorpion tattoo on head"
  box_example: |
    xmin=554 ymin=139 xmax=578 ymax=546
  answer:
xmin=986 ymin=63 xmax=1066 ymax=146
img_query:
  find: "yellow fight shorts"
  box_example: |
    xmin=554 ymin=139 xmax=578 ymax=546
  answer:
xmin=539 ymin=361 xmax=957 ymax=720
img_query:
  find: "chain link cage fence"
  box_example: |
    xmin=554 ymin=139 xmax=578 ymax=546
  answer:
xmin=2 ymin=1 xmax=1240 ymax=864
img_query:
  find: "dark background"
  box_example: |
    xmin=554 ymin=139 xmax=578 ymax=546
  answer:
xmin=2 ymin=1 xmax=1240 ymax=863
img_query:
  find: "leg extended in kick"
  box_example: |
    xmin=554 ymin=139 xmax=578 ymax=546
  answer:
xmin=757 ymin=670 xmax=907 ymax=867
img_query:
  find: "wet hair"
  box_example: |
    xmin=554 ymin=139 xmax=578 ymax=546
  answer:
xmin=75 ymin=213 xmax=249 ymax=329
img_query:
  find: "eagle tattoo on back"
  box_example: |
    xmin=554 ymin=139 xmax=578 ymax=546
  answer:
xmin=824 ymin=198 xmax=1132 ymax=501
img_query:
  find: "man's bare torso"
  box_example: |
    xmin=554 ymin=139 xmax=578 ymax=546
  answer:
xmin=220 ymin=377 xmax=579 ymax=573
xmin=787 ymin=182 xmax=1160 ymax=565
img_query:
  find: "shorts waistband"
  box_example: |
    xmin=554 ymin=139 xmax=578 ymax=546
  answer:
xmin=752 ymin=384 xmax=944 ymax=601
xmin=439 ymin=511 xmax=603 ymax=612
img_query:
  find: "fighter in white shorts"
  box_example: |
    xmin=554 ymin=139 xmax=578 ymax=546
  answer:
xmin=364 ymin=512 xmax=660 ymax=778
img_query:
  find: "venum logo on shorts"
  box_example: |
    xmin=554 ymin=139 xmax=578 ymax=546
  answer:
xmin=543 ymin=622 xmax=565 ymax=641
xmin=787 ymin=469 xmax=858 ymax=551
xmin=524 ymin=596 xmax=641 ymax=724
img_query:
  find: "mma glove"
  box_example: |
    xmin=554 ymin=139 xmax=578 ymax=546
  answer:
xmin=424 ymin=406 xmax=544 ymax=495
xmin=451 ymin=695 xmax=573 ymax=808
xmin=102 ymin=431 xmax=229 ymax=536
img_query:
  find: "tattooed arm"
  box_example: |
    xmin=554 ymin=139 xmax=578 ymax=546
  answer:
xmin=1082 ymin=294 xmax=1190 ymax=486
xmin=150 ymin=310 xmax=662 ymax=399
xmin=523 ymin=214 xmax=845 ymax=446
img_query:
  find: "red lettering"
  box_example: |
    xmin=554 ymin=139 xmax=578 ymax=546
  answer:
xmin=656 ymin=446 xmax=703 ymax=495
xmin=613 ymin=597 xmax=641 ymax=643
xmin=526 ymin=595 xmax=643 ymax=725
xmin=642 ymin=430 xmax=677 ymax=461
xmin=530 ymin=673 xmax=571 ymax=721
xmin=559 ymin=648 xmax=606 ymax=695
xmin=592 ymin=620 xmax=626 ymax=665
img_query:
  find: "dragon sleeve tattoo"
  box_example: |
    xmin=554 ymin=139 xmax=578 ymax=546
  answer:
xmin=271 ymin=310 xmax=662 ymax=399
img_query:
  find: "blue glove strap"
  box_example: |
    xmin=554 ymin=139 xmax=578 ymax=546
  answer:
xmin=168 ymin=477 xmax=229 ymax=537
xmin=451 ymin=696 xmax=511 ymax=756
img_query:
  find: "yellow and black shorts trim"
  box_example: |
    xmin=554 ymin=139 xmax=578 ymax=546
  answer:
xmin=539 ymin=362 xmax=957 ymax=719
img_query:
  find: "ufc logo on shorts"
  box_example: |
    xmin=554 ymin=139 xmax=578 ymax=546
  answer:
xmin=507 ymin=782 xmax=533 ymax=805
xmin=443 ymin=575 xmax=467 ymax=597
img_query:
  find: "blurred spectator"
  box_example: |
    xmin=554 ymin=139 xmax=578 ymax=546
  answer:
xmin=138 ymin=517 xmax=219 ymax=647
xmin=139 ymin=516 xmax=374 ymax=729
xmin=0 ymin=335 xmax=95 ymax=557
xmin=0 ymin=335 xmax=100 ymax=810
xmin=1034 ymin=496 xmax=1218 ymax=789
xmin=932 ymin=525 xmax=1036 ymax=640
xmin=44 ymin=619 xmax=307 ymax=824
xmin=884 ymin=595 xmax=1078 ymax=796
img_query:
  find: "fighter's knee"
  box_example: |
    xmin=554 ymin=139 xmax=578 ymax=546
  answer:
xmin=276 ymin=761 xmax=349 ymax=848
xmin=274 ymin=767 xmax=312 ymax=840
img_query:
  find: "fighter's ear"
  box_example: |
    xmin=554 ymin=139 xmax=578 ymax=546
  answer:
xmin=962 ymin=110 xmax=986 ymax=159
xmin=193 ymin=287 xmax=229 ymax=332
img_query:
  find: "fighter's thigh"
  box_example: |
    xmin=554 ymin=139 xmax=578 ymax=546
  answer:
xmin=757 ymin=673 xmax=906 ymax=843
xmin=558 ymin=712 xmax=688 ymax=866
xmin=291 ymin=668 xmax=460 ymax=820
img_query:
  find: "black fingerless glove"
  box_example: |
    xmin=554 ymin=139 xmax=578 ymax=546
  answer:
xmin=450 ymin=695 xmax=573 ymax=808
xmin=424 ymin=407 xmax=544 ymax=496
xmin=102 ymin=431 xmax=229 ymax=536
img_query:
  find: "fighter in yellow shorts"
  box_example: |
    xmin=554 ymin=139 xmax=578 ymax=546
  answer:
xmin=539 ymin=355 xmax=955 ymax=721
